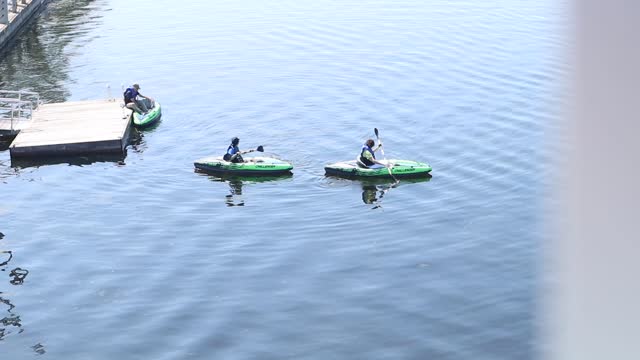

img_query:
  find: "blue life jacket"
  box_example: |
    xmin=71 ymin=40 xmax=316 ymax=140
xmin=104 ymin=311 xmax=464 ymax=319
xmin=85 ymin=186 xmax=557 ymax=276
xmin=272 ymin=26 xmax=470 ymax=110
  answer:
xmin=123 ymin=87 xmax=138 ymax=103
xmin=359 ymin=145 xmax=376 ymax=166
xmin=224 ymin=145 xmax=243 ymax=162
xmin=227 ymin=145 xmax=239 ymax=155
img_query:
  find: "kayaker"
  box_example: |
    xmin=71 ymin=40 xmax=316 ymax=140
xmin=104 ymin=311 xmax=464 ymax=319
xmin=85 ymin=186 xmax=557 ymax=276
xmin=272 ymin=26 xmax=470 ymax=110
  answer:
xmin=358 ymin=139 xmax=387 ymax=168
xmin=224 ymin=137 xmax=245 ymax=163
xmin=123 ymin=84 xmax=153 ymax=115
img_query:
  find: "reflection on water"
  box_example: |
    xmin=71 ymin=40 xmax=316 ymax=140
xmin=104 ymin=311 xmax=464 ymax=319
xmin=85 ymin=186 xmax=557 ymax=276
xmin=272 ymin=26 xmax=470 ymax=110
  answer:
xmin=361 ymin=184 xmax=381 ymax=204
xmin=10 ymin=152 xmax=126 ymax=169
xmin=0 ymin=232 xmax=33 ymax=351
xmin=128 ymin=122 xmax=160 ymax=154
xmin=200 ymin=174 xmax=294 ymax=207
xmin=359 ymin=176 xmax=432 ymax=209
xmin=0 ymin=0 xmax=102 ymax=101
xmin=226 ymin=178 xmax=245 ymax=207
xmin=9 ymin=268 xmax=29 ymax=285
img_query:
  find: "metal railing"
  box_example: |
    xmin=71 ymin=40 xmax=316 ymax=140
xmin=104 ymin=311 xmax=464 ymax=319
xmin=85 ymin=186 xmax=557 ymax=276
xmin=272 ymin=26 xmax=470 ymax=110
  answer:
xmin=0 ymin=89 xmax=40 ymax=132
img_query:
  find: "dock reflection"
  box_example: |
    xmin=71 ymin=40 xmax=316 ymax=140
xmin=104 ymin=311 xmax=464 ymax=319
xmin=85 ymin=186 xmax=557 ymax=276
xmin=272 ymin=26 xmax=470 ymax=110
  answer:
xmin=0 ymin=0 xmax=106 ymax=101
xmin=10 ymin=153 xmax=126 ymax=169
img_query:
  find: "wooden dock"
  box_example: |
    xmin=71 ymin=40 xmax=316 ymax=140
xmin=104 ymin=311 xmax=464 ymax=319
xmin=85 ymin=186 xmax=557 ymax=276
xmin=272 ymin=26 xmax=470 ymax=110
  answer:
xmin=9 ymin=99 xmax=133 ymax=158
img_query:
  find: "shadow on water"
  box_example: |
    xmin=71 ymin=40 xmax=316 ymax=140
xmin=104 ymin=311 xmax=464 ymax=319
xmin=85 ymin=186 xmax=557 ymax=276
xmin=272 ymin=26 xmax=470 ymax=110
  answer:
xmin=197 ymin=172 xmax=294 ymax=207
xmin=0 ymin=134 xmax=16 ymax=151
xmin=135 ymin=116 xmax=162 ymax=133
xmin=0 ymin=0 xmax=102 ymax=101
xmin=127 ymin=126 xmax=153 ymax=154
xmin=0 ymin=232 xmax=38 ymax=353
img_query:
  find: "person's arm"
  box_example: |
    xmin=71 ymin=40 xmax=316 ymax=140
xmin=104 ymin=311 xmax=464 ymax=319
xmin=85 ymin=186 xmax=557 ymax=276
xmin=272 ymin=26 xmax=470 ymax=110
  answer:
xmin=137 ymin=92 xmax=154 ymax=102
xmin=372 ymin=158 xmax=390 ymax=167
xmin=229 ymin=147 xmax=242 ymax=161
xmin=362 ymin=149 xmax=387 ymax=167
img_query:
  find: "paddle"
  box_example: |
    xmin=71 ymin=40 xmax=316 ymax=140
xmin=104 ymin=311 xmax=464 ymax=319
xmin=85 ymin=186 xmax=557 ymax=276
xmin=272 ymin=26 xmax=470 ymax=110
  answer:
xmin=241 ymin=145 xmax=264 ymax=154
xmin=374 ymin=128 xmax=399 ymax=183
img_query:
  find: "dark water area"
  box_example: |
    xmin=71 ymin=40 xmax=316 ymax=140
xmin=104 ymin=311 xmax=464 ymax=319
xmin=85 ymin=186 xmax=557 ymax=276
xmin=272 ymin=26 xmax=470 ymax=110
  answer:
xmin=1 ymin=0 xmax=564 ymax=358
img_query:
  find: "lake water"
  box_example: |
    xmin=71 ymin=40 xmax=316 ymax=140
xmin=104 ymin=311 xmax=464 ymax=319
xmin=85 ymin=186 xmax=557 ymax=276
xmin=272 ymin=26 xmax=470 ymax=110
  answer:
xmin=0 ymin=0 xmax=563 ymax=358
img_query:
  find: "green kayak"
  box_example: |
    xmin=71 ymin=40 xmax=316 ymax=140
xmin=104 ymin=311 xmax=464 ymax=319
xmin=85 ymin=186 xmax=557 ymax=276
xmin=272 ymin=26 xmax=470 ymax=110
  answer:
xmin=194 ymin=156 xmax=294 ymax=176
xmin=132 ymin=101 xmax=161 ymax=127
xmin=325 ymin=159 xmax=432 ymax=178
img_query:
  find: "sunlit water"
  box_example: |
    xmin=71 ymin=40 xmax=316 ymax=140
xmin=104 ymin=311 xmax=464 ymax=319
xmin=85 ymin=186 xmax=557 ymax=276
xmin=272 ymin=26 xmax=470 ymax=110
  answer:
xmin=0 ymin=0 xmax=563 ymax=358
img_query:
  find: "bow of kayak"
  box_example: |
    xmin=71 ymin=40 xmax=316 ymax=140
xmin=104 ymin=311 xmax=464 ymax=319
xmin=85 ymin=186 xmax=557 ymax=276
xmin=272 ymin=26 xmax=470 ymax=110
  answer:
xmin=132 ymin=101 xmax=161 ymax=127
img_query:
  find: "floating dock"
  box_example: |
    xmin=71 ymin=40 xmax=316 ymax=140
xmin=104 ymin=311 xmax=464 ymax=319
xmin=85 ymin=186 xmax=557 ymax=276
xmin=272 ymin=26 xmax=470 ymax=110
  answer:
xmin=9 ymin=99 xmax=133 ymax=158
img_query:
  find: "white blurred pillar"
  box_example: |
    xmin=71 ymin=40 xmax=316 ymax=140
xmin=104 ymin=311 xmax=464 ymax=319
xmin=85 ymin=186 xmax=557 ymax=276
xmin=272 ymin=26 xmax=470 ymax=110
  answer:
xmin=550 ymin=0 xmax=640 ymax=359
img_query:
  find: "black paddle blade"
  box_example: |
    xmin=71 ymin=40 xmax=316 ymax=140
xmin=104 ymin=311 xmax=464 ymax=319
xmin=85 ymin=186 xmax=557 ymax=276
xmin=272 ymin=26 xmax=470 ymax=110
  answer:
xmin=256 ymin=145 xmax=264 ymax=152
xmin=374 ymin=128 xmax=379 ymax=138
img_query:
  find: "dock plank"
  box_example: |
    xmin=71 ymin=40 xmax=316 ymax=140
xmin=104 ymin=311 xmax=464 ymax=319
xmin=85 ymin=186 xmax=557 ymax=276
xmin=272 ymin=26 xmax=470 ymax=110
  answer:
xmin=0 ymin=118 xmax=30 ymax=132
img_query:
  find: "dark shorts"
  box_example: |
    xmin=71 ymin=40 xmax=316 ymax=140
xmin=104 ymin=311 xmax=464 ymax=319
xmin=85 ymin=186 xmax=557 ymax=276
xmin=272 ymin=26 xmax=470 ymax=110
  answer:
xmin=359 ymin=156 xmax=375 ymax=167
xmin=223 ymin=153 xmax=244 ymax=163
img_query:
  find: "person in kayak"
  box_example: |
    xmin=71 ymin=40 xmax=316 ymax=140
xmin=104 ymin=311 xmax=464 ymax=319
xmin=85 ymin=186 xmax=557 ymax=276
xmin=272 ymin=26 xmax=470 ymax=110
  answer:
xmin=358 ymin=139 xmax=387 ymax=168
xmin=223 ymin=137 xmax=245 ymax=163
xmin=123 ymin=84 xmax=153 ymax=115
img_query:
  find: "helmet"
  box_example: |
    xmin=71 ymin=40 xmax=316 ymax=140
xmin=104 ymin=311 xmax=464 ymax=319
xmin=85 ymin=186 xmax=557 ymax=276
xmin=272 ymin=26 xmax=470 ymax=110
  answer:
xmin=231 ymin=137 xmax=240 ymax=146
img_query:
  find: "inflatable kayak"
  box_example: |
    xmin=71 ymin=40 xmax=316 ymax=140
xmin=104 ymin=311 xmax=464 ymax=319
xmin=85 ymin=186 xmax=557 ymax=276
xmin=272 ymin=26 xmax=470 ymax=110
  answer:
xmin=325 ymin=159 xmax=432 ymax=178
xmin=132 ymin=100 xmax=161 ymax=127
xmin=194 ymin=156 xmax=293 ymax=176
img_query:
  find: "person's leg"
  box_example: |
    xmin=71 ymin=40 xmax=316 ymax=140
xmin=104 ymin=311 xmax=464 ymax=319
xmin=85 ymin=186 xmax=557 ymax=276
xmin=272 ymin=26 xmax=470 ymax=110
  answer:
xmin=126 ymin=102 xmax=143 ymax=114
xmin=136 ymin=99 xmax=148 ymax=113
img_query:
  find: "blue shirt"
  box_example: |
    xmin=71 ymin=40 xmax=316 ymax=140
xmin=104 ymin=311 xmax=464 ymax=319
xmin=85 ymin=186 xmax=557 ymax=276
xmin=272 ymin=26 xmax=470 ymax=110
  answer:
xmin=123 ymin=87 xmax=139 ymax=103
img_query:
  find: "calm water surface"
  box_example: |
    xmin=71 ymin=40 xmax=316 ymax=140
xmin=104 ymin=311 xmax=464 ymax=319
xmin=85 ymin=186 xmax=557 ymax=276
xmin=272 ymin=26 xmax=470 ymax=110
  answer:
xmin=1 ymin=0 xmax=563 ymax=358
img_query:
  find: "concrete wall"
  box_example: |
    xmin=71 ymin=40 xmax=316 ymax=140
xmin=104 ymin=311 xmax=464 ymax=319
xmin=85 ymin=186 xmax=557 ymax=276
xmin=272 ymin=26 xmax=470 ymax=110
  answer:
xmin=0 ymin=0 xmax=48 ymax=54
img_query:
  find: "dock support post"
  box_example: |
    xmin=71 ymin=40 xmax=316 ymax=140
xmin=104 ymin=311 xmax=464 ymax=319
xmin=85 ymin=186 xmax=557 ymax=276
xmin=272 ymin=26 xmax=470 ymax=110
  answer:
xmin=0 ymin=0 xmax=8 ymax=25
xmin=11 ymin=0 xmax=17 ymax=13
